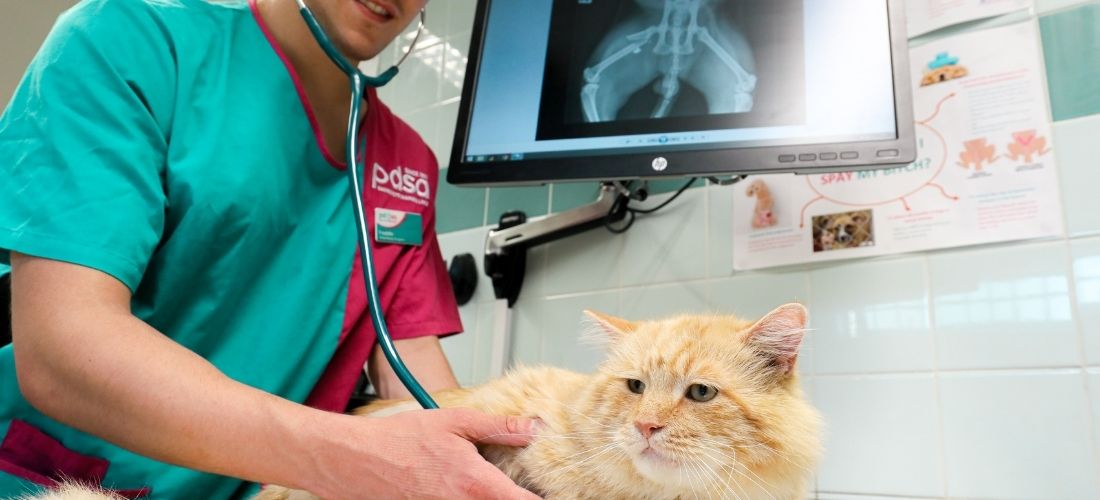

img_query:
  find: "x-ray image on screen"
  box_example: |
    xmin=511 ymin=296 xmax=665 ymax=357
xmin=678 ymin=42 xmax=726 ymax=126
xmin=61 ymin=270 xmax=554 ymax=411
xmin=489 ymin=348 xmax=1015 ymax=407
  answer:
xmin=536 ymin=0 xmax=806 ymax=141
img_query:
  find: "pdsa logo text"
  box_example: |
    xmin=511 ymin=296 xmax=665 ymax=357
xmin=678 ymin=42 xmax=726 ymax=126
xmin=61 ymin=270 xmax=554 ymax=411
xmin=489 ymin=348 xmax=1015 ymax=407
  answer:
xmin=372 ymin=163 xmax=430 ymax=206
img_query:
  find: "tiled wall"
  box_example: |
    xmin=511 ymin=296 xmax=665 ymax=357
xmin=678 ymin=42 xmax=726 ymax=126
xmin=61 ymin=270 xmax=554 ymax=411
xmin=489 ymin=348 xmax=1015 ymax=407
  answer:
xmin=382 ymin=1 xmax=1100 ymax=498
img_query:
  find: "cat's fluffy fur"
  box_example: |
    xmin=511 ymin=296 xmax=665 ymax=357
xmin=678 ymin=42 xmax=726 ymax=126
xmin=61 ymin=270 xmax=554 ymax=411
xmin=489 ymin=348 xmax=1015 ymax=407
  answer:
xmin=19 ymin=483 xmax=122 ymax=500
xmin=261 ymin=304 xmax=822 ymax=500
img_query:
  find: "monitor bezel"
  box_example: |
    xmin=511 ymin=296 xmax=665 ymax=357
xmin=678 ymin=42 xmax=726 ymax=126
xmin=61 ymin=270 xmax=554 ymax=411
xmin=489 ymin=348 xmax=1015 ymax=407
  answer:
xmin=446 ymin=0 xmax=916 ymax=187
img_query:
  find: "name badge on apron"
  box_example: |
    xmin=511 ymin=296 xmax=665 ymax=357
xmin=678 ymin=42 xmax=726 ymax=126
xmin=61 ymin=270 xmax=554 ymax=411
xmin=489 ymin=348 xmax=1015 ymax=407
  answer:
xmin=374 ymin=208 xmax=423 ymax=246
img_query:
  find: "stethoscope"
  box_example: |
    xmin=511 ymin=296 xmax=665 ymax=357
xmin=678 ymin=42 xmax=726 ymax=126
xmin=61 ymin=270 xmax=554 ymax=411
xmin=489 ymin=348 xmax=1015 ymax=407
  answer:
xmin=295 ymin=0 xmax=438 ymax=409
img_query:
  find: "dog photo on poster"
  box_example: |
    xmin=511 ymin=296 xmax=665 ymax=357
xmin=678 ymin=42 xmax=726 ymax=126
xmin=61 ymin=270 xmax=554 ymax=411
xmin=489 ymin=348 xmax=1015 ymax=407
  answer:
xmin=535 ymin=0 xmax=806 ymax=141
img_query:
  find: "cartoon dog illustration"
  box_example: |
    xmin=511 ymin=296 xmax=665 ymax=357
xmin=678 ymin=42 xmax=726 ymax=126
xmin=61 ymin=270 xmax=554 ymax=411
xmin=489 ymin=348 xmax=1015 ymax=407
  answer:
xmin=920 ymin=52 xmax=968 ymax=87
xmin=746 ymin=179 xmax=776 ymax=229
xmin=1006 ymin=130 xmax=1051 ymax=163
xmin=958 ymin=138 xmax=998 ymax=171
xmin=921 ymin=65 xmax=968 ymax=86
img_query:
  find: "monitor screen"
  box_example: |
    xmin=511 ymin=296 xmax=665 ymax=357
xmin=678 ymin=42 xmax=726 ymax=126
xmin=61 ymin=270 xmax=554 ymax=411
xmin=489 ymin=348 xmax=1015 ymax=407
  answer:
xmin=448 ymin=0 xmax=915 ymax=186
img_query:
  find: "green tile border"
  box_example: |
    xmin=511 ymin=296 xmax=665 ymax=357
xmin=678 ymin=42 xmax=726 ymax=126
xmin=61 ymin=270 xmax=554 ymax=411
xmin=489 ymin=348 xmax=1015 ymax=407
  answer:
xmin=550 ymin=183 xmax=603 ymax=213
xmin=436 ymin=168 xmax=486 ymax=234
xmin=486 ymin=185 xmax=550 ymax=224
xmin=1040 ymin=4 xmax=1100 ymax=121
xmin=436 ymin=175 xmax=708 ymax=235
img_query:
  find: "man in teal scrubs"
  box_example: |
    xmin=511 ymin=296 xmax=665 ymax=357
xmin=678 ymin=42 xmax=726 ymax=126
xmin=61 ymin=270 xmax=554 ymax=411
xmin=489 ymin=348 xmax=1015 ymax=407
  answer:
xmin=0 ymin=0 xmax=539 ymax=498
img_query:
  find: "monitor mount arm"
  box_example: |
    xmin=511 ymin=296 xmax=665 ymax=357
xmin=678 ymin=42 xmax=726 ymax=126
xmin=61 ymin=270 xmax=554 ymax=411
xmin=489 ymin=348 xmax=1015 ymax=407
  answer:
xmin=484 ymin=182 xmax=633 ymax=307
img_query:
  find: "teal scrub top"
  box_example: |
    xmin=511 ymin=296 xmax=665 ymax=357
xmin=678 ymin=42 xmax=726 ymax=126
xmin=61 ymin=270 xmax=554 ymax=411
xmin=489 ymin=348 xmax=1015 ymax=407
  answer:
xmin=0 ymin=0 xmax=460 ymax=497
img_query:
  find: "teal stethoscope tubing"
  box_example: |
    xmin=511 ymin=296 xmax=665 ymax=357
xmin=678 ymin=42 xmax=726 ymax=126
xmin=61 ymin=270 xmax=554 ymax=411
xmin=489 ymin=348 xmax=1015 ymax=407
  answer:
xmin=295 ymin=0 xmax=438 ymax=410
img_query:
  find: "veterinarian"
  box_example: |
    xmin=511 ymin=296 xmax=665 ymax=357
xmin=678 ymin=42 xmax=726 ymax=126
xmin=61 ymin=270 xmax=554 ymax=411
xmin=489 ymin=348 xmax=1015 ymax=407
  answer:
xmin=0 ymin=0 xmax=540 ymax=498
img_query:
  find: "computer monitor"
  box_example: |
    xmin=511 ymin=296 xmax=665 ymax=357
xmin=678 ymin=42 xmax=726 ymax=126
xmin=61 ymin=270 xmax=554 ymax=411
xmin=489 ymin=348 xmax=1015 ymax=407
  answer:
xmin=447 ymin=0 xmax=915 ymax=186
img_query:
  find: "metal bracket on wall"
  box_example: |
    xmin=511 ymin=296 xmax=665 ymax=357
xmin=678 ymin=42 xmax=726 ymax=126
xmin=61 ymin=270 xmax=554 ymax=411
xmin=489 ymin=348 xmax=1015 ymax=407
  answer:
xmin=483 ymin=183 xmax=630 ymax=307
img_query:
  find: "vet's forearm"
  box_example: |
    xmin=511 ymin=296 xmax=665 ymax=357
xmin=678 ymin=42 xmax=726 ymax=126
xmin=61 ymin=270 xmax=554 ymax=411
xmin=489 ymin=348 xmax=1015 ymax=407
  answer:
xmin=369 ymin=335 xmax=460 ymax=399
xmin=11 ymin=256 xmax=331 ymax=491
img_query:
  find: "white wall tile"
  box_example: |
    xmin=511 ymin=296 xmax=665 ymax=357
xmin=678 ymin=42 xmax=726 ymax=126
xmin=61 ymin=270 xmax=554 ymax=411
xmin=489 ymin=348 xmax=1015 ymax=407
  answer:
xmin=818 ymin=495 xmax=939 ymax=500
xmin=384 ymin=38 xmax=444 ymax=114
xmin=939 ymin=370 xmax=1100 ymax=499
xmin=810 ymin=258 xmax=935 ymax=374
xmin=709 ymin=271 xmax=815 ymax=375
xmin=707 ymin=270 xmax=810 ymax=320
xmin=707 ymin=184 xmax=735 ymax=278
xmin=1054 ymin=115 xmax=1100 ymax=236
xmin=437 ymin=227 xmax=495 ymax=305
xmin=618 ymin=189 xmax=708 ymax=287
xmin=539 ymin=292 xmax=618 ymax=373
xmin=518 ymin=245 xmax=550 ymax=303
xmin=440 ymin=32 xmax=470 ymax=104
xmin=542 ymin=223 xmax=625 ymax=296
xmin=620 ymin=282 xmax=709 ymax=322
xmin=1073 ymin=236 xmax=1100 ymax=365
xmin=432 ymin=100 xmax=460 ymax=168
xmin=446 ymin=0 xmax=478 ymax=37
xmin=1088 ymin=369 xmax=1100 ymax=478
xmin=930 ymin=242 xmax=1079 ymax=369
xmin=814 ymin=374 xmax=944 ymax=497
xmin=471 ymin=301 xmax=496 ymax=384
xmin=420 ymin=0 xmax=447 ymax=39
xmin=440 ymin=304 xmax=478 ymax=386
xmin=510 ymin=292 xmax=544 ymax=366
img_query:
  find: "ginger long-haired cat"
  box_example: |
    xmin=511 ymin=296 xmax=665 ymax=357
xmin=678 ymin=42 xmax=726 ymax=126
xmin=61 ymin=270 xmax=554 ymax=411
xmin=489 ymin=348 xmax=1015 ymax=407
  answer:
xmin=35 ymin=304 xmax=820 ymax=500
xmin=262 ymin=303 xmax=822 ymax=500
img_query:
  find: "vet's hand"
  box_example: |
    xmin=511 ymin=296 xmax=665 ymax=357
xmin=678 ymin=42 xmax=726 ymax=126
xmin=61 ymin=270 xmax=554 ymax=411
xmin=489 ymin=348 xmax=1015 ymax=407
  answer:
xmin=302 ymin=408 xmax=542 ymax=500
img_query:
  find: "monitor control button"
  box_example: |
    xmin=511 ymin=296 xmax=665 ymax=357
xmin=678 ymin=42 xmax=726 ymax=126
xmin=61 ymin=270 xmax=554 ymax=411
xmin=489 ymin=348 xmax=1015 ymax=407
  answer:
xmin=877 ymin=149 xmax=899 ymax=157
xmin=841 ymin=152 xmax=860 ymax=159
xmin=819 ymin=152 xmax=838 ymax=161
xmin=778 ymin=154 xmax=796 ymax=163
xmin=799 ymin=153 xmax=817 ymax=161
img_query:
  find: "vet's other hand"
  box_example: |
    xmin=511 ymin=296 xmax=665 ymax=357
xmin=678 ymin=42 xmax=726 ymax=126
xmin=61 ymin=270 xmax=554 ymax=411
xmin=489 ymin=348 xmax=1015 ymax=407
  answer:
xmin=301 ymin=408 xmax=541 ymax=500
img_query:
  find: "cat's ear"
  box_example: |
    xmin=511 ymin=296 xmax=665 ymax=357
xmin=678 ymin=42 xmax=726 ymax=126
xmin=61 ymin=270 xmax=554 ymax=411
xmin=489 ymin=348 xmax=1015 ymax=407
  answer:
xmin=583 ymin=310 xmax=636 ymax=342
xmin=744 ymin=303 xmax=807 ymax=377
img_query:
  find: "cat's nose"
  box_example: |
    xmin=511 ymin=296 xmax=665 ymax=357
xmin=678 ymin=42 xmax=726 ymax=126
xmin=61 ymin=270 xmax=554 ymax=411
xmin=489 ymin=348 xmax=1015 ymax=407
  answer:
xmin=635 ymin=420 xmax=665 ymax=439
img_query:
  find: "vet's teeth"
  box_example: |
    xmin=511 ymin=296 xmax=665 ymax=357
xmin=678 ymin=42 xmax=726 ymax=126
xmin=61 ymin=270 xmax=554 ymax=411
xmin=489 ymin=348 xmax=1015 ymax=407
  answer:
xmin=360 ymin=0 xmax=390 ymax=17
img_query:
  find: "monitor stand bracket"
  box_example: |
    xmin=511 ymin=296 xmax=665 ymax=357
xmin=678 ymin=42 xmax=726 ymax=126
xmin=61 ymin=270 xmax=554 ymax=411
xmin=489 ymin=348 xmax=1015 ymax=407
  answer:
xmin=484 ymin=182 xmax=631 ymax=307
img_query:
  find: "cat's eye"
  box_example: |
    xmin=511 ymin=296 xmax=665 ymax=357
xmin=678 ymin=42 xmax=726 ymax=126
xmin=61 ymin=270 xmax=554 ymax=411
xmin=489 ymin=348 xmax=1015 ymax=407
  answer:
xmin=626 ymin=379 xmax=646 ymax=394
xmin=687 ymin=384 xmax=718 ymax=402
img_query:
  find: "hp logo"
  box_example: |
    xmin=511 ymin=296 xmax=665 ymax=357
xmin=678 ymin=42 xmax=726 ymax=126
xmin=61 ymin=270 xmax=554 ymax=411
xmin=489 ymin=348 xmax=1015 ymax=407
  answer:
xmin=651 ymin=157 xmax=668 ymax=172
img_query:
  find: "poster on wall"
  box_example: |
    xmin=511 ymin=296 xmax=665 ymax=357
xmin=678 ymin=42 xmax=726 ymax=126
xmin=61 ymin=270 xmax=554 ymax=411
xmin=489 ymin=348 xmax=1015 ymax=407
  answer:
xmin=906 ymin=0 xmax=1033 ymax=38
xmin=732 ymin=22 xmax=1063 ymax=271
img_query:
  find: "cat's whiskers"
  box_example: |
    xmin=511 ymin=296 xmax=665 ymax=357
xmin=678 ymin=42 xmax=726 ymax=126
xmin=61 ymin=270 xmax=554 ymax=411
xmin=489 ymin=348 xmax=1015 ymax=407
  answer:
xmin=471 ymin=431 xmax=614 ymax=445
xmin=699 ymin=438 xmax=815 ymax=475
xmin=530 ymin=442 xmax=627 ymax=484
xmin=697 ymin=437 xmax=775 ymax=468
xmin=679 ymin=446 xmax=727 ymax=500
xmin=722 ymin=461 xmax=778 ymax=500
xmin=692 ymin=446 xmax=745 ymax=500
xmin=694 ymin=446 xmax=750 ymax=500
xmin=665 ymin=447 xmax=700 ymax=500
xmin=688 ymin=459 xmax=708 ymax=500
xmin=526 ymin=441 xmax=623 ymax=483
